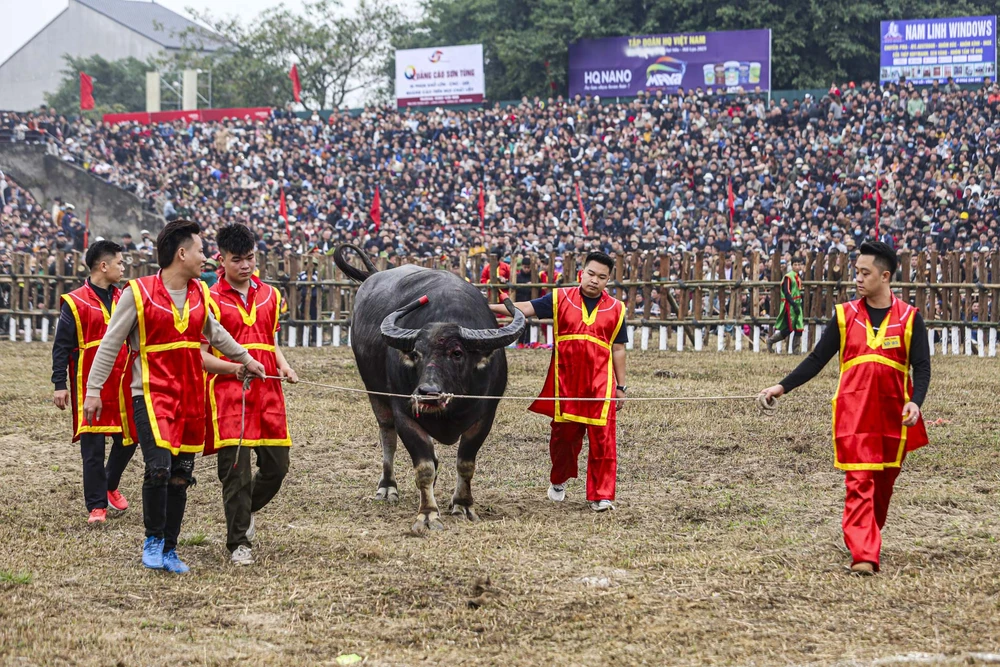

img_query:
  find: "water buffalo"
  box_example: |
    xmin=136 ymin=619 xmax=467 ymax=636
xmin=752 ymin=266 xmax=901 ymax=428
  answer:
xmin=334 ymin=245 xmax=525 ymax=534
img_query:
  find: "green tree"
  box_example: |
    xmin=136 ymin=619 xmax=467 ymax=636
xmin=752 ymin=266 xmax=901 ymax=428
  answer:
xmin=44 ymin=54 xmax=152 ymax=117
xmin=185 ymin=0 xmax=406 ymax=109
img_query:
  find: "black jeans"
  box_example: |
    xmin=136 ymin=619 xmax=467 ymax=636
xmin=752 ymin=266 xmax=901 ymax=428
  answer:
xmin=132 ymin=397 xmax=196 ymax=552
xmin=79 ymin=432 xmax=136 ymax=511
xmin=217 ymin=445 xmax=289 ymax=552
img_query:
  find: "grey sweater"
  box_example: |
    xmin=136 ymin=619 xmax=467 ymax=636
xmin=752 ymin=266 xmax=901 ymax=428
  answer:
xmin=86 ymin=282 xmax=252 ymax=399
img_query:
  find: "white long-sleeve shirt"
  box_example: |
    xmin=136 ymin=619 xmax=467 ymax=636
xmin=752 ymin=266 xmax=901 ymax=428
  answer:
xmin=86 ymin=282 xmax=251 ymax=399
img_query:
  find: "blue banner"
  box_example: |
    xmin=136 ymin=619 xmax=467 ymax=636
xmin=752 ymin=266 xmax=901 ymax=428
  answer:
xmin=880 ymin=16 xmax=996 ymax=85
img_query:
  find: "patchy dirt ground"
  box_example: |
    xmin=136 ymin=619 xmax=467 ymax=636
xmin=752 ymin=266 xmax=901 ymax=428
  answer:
xmin=0 ymin=343 xmax=998 ymax=666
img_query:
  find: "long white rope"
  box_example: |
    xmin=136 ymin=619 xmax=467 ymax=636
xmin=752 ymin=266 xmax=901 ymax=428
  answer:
xmin=250 ymin=375 xmax=758 ymax=403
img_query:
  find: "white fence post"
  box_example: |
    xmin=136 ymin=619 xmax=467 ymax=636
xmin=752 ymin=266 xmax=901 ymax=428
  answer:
xmin=41 ymin=318 xmax=50 ymax=343
xmin=676 ymin=326 xmax=684 ymax=352
xmin=928 ymin=328 xmax=935 ymax=356
xmin=302 ymin=326 xmax=310 ymax=348
xmin=641 ymin=326 xmax=649 ymax=351
xmin=530 ymin=325 xmax=538 ymax=345
xmin=333 ymin=324 xmax=341 ymax=347
xmin=786 ymin=332 xmax=795 ymax=354
xmin=8 ymin=319 xmax=14 ymax=342
xmin=977 ymin=328 xmax=985 ymax=357
xmin=801 ymin=327 xmax=809 ymax=353
xmin=753 ymin=326 xmax=760 ymax=353
xmin=951 ymin=326 xmax=960 ymax=355
xmin=964 ymin=327 xmax=972 ymax=356
xmin=735 ymin=326 xmax=743 ymax=351
xmin=23 ymin=317 xmax=31 ymax=343
xmin=625 ymin=326 xmax=634 ymax=351
xmin=717 ymin=325 xmax=725 ymax=352
xmin=288 ymin=326 xmax=297 ymax=348
xmin=658 ymin=326 xmax=667 ymax=351
xmin=989 ymin=328 xmax=997 ymax=357
xmin=940 ymin=327 xmax=948 ymax=355
xmin=694 ymin=328 xmax=703 ymax=351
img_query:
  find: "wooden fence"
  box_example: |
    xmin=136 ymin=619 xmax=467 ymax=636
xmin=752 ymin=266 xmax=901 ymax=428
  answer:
xmin=1 ymin=249 xmax=997 ymax=356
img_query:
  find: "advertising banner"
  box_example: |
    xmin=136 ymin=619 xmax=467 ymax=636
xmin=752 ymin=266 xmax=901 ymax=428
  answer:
xmin=880 ymin=16 xmax=996 ymax=85
xmin=568 ymin=30 xmax=771 ymax=98
xmin=394 ymin=44 xmax=485 ymax=108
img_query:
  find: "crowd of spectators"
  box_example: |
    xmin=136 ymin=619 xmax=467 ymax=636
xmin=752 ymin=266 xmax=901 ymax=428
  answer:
xmin=3 ymin=77 xmax=1000 ymax=273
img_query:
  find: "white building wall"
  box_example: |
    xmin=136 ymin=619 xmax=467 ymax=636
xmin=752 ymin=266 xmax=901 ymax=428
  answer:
xmin=0 ymin=0 xmax=168 ymax=111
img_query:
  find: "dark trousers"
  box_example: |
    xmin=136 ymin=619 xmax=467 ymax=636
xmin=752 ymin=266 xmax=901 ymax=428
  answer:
xmin=132 ymin=397 xmax=196 ymax=552
xmin=217 ymin=445 xmax=290 ymax=552
xmin=80 ymin=432 xmax=136 ymax=511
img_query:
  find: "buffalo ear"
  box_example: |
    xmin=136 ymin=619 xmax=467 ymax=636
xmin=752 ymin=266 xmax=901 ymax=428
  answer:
xmin=475 ymin=349 xmax=495 ymax=371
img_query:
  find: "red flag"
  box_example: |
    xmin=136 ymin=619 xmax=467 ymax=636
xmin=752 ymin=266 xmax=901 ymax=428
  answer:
xmin=79 ymin=72 xmax=94 ymax=111
xmin=369 ymin=186 xmax=381 ymax=232
xmin=83 ymin=208 xmax=90 ymax=247
xmin=575 ymin=183 xmax=588 ymax=236
xmin=279 ymin=187 xmax=290 ymax=236
xmin=478 ymin=183 xmax=485 ymax=235
xmin=875 ymin=181 xmax=882 ymax=238
xmin=727 ymin=177 xmax=736 ymax=239
xmin=289 ymin=64 xmax=302 ymax=104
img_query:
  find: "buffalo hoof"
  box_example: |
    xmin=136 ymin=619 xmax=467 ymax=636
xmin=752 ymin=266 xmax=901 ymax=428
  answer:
xmin=450 ymin=504 xmax=479 ymax=522
xmin=411 ymin=512 xmax=445 ymax=535
xmin=374 ymin=486 xmax=399 ymax=503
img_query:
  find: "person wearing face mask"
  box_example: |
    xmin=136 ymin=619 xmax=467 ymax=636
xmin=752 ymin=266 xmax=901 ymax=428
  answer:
xmin=758 ymin=242 xmax=930 ymax=576
xmin=489 ymin=252 xmax=628 ymax=512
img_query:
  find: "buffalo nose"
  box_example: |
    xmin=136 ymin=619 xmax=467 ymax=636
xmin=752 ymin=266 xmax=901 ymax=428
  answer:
xmin=417 ymin=383 xmax=441 ymax=396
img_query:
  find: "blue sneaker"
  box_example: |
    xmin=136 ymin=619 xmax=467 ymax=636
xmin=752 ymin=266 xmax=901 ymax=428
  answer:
xmin=142 ymin=537 xmax=165 ymax=569
xmin=162 ymin=550 xmax=190 ymax=574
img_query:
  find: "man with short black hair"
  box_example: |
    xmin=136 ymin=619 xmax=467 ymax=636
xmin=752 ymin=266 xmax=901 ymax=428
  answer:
xmin=491 ymin=251 xmax=628 ymax=512
xmin=85 ymin=220 xmax=266 ymax=573
xmin=759 ymin=241 xmax=930 ymax=575
xmin=200 ymin=223 xmax=297 ymax=566
xmin=52 ymin=240 xmax=136 ymax=524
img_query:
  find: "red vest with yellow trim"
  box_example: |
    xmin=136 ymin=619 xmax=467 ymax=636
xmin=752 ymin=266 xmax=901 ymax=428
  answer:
xmin=61 ymin=282 xmax=131 ymax=442
xmin=203 ymin=277 xmax=290 ymax=455
xmin=832 ymin=296 xmax=929 ymax=470
xmin=530 ymin=287 xmax=625 ymax=426
xmin=130 ymin=274 xmax=211 ymax=454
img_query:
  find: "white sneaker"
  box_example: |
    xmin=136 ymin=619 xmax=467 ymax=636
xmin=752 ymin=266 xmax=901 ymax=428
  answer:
xmin=590 ymin=500 xmax=615 ymax=512
xmin=547 ymin=484 xmax=566 ymax=502
xmin=245 ymin=514 xmax=256 ymax=541
xmin=231 ymin=544 xmax=254 ymax=566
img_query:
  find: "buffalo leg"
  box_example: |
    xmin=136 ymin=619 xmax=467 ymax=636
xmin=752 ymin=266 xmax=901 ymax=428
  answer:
xmin=451 ymin=407 xmax=496 ymax=522
xmin=395 ymin=411 xmax=443 ymax=534
xmin=370 ymin=397 xmax=399 ymax=503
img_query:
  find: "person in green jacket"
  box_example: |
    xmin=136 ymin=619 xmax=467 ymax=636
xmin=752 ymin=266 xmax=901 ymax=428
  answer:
xmin=767 ymin=255 xmax=805 ymax=352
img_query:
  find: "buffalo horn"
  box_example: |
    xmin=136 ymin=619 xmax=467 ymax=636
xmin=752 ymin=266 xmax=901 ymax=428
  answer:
xmin=459 ymin=298 xmax=526 ymax=352
xmin=380 ymin=295 xmax=429 ymax=352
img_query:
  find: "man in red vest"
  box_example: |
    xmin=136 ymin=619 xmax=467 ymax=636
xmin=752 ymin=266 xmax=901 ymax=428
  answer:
xmin=200 ymin=223 xmax=297 ymax=567
xmin=51 ymin=240 xmax=136 ymax=524
xmin=759 ymin=241 xmax=930 ymax=575
xmin=491 ymin=251 xmax=628 ymax=512
xmin=85 ymin=220 xmax=266 ymax=574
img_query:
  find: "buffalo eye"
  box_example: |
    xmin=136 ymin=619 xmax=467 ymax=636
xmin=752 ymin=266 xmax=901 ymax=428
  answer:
xmin=451 ymin=349 xmax=464 ymax=360
xmin=408 ymin=351 xmax=422 ymax=363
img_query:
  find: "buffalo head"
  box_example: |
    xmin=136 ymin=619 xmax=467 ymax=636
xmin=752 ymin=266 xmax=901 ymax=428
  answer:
xmin=380 ymin=296 xmax=525 ymax=414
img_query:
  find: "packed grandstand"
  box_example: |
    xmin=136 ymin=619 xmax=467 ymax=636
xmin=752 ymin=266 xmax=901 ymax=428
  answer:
xmin=2 ymin=78 xmax=1000 ymax=276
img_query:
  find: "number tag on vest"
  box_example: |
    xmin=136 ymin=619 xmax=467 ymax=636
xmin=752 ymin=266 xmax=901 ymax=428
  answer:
xmin=882 ymin=336 xmax=901 ymax=349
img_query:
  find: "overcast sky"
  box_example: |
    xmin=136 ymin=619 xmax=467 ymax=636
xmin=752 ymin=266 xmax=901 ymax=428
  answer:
xmin=2 ymin=0 xmax=418 ymax=66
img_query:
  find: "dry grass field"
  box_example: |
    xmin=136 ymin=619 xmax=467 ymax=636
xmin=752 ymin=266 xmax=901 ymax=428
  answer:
xmin=0 ymin=342 xmax=998 ymax=666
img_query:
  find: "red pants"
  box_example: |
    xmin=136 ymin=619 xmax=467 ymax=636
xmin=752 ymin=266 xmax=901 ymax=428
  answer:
xmin=842 ymin=464 xmax=903 ymax=570
xmin=549 ymin=415 xmax=617 ymax=502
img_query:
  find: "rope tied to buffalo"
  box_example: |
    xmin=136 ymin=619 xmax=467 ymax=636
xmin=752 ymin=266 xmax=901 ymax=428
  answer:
xmin=245 ymin=375 xmax=760 ymax=403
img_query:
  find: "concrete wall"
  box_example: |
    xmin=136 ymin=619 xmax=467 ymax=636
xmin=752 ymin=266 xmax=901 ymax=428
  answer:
xmin=0 ymin=142 xmax=163 ymax=241
xmin=0 ymin=0 xmax=168 ymax=111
